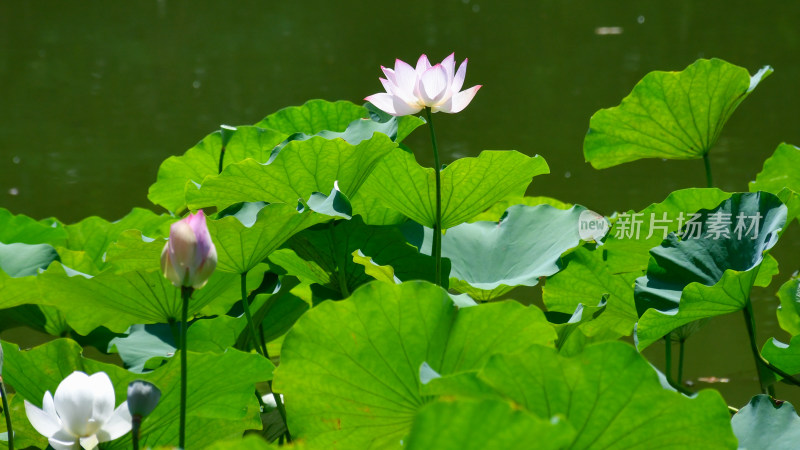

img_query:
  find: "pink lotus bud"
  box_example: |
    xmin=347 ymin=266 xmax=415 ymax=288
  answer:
xmin=161 ymin=210 xmax=217 ymax=289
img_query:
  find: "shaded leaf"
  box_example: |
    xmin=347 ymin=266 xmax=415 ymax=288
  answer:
xmin=732 ymin=395 xmax=800 ymax=450
xmin=635 ymin=192 xmax=786 ymax=349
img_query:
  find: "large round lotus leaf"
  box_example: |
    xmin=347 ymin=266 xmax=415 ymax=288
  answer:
xmin=439 ymin=204 xmax=585 ymax=299
xmin=0 ymin=208 xmax=67 ymax=246
xmin=255 ymin=99 xmax=368 ymax=135
xmin=406 ymin=398 xmax=575 ymax=450
xmin=732 ymin=395 xmax=800 ymax=450
xmin=186 ymin=134 xmax=397 ymax=212
xmin=272 ymin=281 xmax=555 ymax=448
xmin=359 ymin=149 xmax=549 ymax=229
xmin=478 ymin=341 xmax=736 ymax=449
xmin=0 ymin=339 xmax=272 ymax=449
xmin=635 ymin=192 xmax=786 ymax=349
xmin=584 ymin=58 xmax=771 ymax=169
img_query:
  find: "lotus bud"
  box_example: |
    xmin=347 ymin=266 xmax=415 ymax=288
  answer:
xmin=161 ymin=210 xmax=217 ymax=289
xmin=127 ymin=380 xmax=161 ymax=418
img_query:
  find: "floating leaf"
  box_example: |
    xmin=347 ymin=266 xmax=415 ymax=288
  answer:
xmin=186 ymin=134 xmax=397 ymax=212
xmin=732 ymin=395 xmax=800 ymax=450
xmin=584 ymin=58 xmax=772 ymax=168
xmin=1 ymin=339 xmax=271 ymax=449
xmin=635 ymin=192 xmax=786 ymax=349
xmin=360 ymin=150 xmax=549 ymax=229
xmin=272 ymin=281 xmax=555 ymax=448
xmin=479 ymin=342 xmax=736 ymax=449
xmin=406 ymin=398 xmax=575 ymax=450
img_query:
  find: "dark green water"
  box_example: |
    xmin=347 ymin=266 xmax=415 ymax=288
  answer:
xmin=2 ymin=1 xmax=800 ymax=407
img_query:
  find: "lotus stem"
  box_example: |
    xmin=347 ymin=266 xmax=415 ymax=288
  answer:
xmin=678 ymin=338 xmax=686 ymax=385
xmin=179 ymin=286 xmax=193 ymax=449
xmin=424 ymin=107 xmax=443 ymax=287
xmin=664 ymin=336 xmax=672 ymax=381
xmin=703 ymin=153 xmax=713 ymax=188
xmin=240 ymin=274 xmax=291 ymax=441
xmin=1 ymin=377 xmax=13 ymax=450
xmin=131 ymin=415 xmax=141 ymax=450
xmin=240 ymin=272 xmax=267 ymax=356
xmin=742 ymin=298 xmax=769 ymax=394
xmin=330 ymin=221 xmax=350 ymax=298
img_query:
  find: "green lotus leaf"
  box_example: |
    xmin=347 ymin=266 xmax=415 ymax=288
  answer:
xmin=469 ymin=195 xmax=572 ymax=222
xmin=584 ymin=58 xmax=772 ymax=168
xmin=543 ymin=245 xmax=639 ymax=339
xmin=775 ymin=274 xmax=800 ymax=336
xmin=603 ymin=188 xmax=732 ymax=274
xmin=732 ymin=395 xmax=800 ymax=450
xmin=635 ymin=192 xmax=786 ymax=349
xmin=207 ymin=434 xmax=276 ymax=450
xmin=59 ymin=208 xmax=174 ymax=274
xmin=209 ymin=202 xmax=330 ymax=274
xmin=255 ymin=99 xmax=368 ymax=135
xmin=547 ymin=298 xmax=619 ymax=356
xmin=348 ymin=193 xmax=406 ymax=226
xmin=360 ymin=149 xmax=549 ymax=229
xmin=352 ymin=249 xmax=400 ymax=284
xmin=305 ymin=185 xmax=352 ymax=219
xmin=406 ymin=398 xmax=575 ymax=450
xmin=0 ymin=242 xmax=59 ymax=278
xmin=272 ymin=281 xmax=555 ymax=448
xmin=1 ymin=339 xmax=271 ymax=449
xmin=750 ymin=143 xmax=800 ymax=225
xmin=35 ymin=262 xmax=264 ymax=334
xmin=479 ymin=342 xmax=736 ymax=449
xmin=269 ymin=216 xmax=448 ymax=298
xmin=186 ymin=134 xmax=397 ymax=212
xmin=108 ymin=324 xmax=176 ymax=373
xmin=426 ymin=204 xmax=585 ymax=300
xmin=148 ymin=126 xmax=288 ymax=213
xmin=103 ymin=230 xmax=165 ymax=273
xmin=0 ymin=208 xmax=67 ymax=246
xmin=761 ymin=335 xmax=800 ymax=375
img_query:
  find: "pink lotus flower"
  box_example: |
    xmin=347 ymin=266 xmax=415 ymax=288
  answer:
xmin=161 ymin=210 xmax=217 ymax=289
xmin=365 ymin=53 xmax=481 ymax=116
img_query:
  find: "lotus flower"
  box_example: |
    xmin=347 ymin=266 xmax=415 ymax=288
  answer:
xmin=24 ymin=371 xmax=132 ymax=450
xmin=161 ymin=210 xmax=217 ymax=289
xmin=365 ymin=53 xmax=481 ymax=116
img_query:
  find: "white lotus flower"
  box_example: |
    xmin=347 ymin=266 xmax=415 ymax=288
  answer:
xmin=24 ymin=371 xmax=132 ymax=450
xmin=365 ymin=53 xmax=482 ymax=116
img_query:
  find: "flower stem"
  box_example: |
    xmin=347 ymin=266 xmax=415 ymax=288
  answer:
xmin=179 ymin=286 xmax=192 ymax=449
xmin=240 ymin=274 xmax=291 ymax=442
xmin=664 ymin=336 xmax=672 ymax=381
xmin=240 ymin=272 xmax=267 ymax=356
xmin=0 ymin=377 xmax=13 ymax=450
xmin=131 ymin=416 xmax=141 ymax=450
xmin=703 ymin=153 xmax=713 ymax=188
xmin=329 ymin=221 xmax=350 ymax=298
xmin=424 ymin=107 xmax=443 ymax=287
xmin=742 ymin=298 xmax=768 ymax=394
xmin=677 ymin=338 xmax=686 ymax=385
